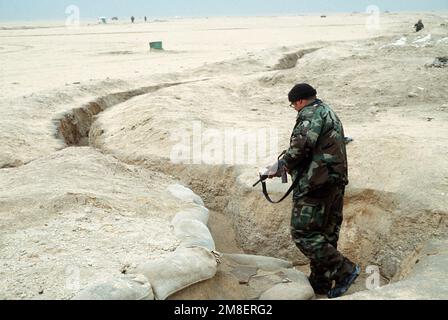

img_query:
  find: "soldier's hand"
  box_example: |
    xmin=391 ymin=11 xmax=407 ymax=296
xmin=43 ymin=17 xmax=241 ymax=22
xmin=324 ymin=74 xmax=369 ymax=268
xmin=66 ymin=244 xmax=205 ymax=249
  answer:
xmin=265 ymin=160 xmax=286 ymax=179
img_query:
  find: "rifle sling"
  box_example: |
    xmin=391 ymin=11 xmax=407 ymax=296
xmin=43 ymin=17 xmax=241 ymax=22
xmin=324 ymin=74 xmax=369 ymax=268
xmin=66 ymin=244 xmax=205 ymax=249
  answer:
xmin=261 ymin=177 xmax=299 ymax=204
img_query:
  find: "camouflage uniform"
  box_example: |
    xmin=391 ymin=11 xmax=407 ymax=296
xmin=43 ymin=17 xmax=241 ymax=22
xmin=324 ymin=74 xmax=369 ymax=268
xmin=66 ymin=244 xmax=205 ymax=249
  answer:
xmin=281 ymin=99 xmax=356 ymax=293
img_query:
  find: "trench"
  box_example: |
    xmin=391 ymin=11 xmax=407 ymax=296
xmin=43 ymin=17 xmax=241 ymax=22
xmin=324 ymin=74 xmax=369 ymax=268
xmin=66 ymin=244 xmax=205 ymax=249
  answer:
xmin=53 ymin=82 xmax=447 ymax=300
xmin=53 ymin=79 xmax=209 ymax=147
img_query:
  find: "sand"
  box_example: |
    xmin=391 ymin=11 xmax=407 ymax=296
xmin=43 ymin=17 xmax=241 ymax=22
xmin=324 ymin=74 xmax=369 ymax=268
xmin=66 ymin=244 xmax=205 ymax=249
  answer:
xmin=1 ymin=13 xmax=447 ymax=299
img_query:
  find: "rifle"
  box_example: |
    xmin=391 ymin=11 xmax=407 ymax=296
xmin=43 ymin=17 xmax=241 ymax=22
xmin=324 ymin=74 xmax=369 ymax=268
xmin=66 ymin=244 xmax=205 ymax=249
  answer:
xmin=253 ymin=151 xmax=298 ymax=204
xmin=252 ymin=167 xmax=287 ymax=187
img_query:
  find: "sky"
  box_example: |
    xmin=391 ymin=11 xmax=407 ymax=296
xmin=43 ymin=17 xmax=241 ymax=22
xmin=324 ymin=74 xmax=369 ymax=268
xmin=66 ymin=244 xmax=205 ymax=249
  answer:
xmin=0 ymin=0 xmax=447 ymax=21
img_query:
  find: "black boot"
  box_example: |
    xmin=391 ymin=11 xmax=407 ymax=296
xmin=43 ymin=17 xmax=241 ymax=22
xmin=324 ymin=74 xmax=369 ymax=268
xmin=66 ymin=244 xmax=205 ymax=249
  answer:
xmin=327 ymin=264 xmax=360 ymax=299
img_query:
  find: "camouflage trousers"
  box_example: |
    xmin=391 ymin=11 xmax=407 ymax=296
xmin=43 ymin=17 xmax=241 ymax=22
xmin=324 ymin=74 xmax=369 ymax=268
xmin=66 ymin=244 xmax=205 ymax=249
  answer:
xmin=291 ymin=186 xmax=355 ymax=293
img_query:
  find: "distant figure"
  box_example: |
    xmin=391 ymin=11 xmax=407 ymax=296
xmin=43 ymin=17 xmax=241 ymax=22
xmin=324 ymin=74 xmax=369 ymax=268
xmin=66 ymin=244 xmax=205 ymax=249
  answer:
xmin=144 ymin=16 xmax=147 ymax=22
xmin=414 ymin=19 xmax=424 ymax=32
xmin=131 ymin=16 xmax=135 ymax=23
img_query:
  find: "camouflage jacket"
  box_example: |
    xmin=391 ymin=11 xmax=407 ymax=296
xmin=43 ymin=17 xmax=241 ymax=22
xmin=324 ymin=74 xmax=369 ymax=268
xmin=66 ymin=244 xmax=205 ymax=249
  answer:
xmin=281 ymin=99 xmax=348 ymax=199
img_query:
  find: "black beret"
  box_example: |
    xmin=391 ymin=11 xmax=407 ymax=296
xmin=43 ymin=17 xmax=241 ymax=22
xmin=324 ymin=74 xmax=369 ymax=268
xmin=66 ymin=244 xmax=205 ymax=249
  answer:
xmin=288 ymin=83 xmax=317 ymax=103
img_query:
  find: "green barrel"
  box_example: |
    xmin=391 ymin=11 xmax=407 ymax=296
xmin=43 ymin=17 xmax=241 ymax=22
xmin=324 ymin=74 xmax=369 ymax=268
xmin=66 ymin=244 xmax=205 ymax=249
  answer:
xmin=149 ymin=41 xmax=163 ymax=50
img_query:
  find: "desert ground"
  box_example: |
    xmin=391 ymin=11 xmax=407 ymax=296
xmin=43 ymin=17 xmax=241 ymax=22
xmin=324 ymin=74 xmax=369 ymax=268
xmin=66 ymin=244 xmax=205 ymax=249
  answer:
xmin=0 ymin=13 xmax=447 ymax=300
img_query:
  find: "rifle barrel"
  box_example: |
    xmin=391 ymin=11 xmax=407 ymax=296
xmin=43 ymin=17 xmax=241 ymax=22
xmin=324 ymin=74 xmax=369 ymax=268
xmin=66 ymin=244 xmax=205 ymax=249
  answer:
xmin=253 ymin=174 xmax=268 ymax=187
xmin=253 ymin=180 xmax=262 ymax=187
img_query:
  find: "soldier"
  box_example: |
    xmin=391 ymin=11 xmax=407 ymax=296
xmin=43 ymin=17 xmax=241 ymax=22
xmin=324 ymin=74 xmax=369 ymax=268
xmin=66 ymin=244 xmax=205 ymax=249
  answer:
xmin=266 ymin=83 xmax=360 ymax=298
xmin=415 ymin=19 xmax=424 ymax=32
xmin=131 ymin=16 xmax=135 ymax=23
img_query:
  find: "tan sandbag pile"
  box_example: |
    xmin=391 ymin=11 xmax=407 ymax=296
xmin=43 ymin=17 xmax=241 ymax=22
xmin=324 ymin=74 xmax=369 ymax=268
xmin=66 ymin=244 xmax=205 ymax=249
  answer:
xmin=131 ymin=247 xmax=218 ymax=300
xmin=74 ymin=185 xmax=219 ymax=300
xmin=168 ymin=253 xmax=315 ymax=300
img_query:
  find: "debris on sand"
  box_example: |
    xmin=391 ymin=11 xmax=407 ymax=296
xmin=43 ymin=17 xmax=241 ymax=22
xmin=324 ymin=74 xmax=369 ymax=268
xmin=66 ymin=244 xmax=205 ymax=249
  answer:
xmin=426 ymin=57 xmax=448 ymax=68
xmin=412 ymin=34 xmax=432 ymax=47
xmin=380 ymin=37 xmax=407 ymax=49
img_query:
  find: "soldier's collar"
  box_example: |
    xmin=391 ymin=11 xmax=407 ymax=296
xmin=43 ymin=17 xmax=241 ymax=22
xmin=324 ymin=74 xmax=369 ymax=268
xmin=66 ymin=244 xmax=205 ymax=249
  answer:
xmin=296 ymin=99 xmax=321 ymax=117
xmin=304 ymin=99 xmax=321 ymax=108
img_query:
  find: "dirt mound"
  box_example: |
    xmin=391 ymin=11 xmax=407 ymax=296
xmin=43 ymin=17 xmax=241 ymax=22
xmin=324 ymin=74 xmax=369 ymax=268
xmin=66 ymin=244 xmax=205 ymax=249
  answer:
xmin=0 ymin=148 xmax=195 ymax=299
xmin=272 ymin=48 xmax=320 ymax=70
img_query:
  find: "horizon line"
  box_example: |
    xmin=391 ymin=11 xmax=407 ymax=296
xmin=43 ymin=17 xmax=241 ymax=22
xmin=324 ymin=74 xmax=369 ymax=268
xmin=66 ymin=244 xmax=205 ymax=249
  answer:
xmin=0 ymin=10 xmax=446 ymax=23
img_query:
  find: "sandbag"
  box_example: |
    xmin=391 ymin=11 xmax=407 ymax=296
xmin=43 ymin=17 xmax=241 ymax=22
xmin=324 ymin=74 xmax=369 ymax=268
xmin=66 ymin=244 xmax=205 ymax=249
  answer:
xmin=279 ymin=268 xmax=311 ymax=284
xmin=171 ymin=205 xmax=210 ymax=226
xmin=259 ymin=282 xmax=315 ymax=300
xmin=223 ymin=253 xmax=293 ymax=271
xmin=167 ymin=184 xmax=204 ymax=206
xmin=172 ymin=218 xmax=215 ymax=251
xmin=131 ymin=247 xmax=217 ymax=300
xmin=73 ymin=274 xmax=154 ymax=300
